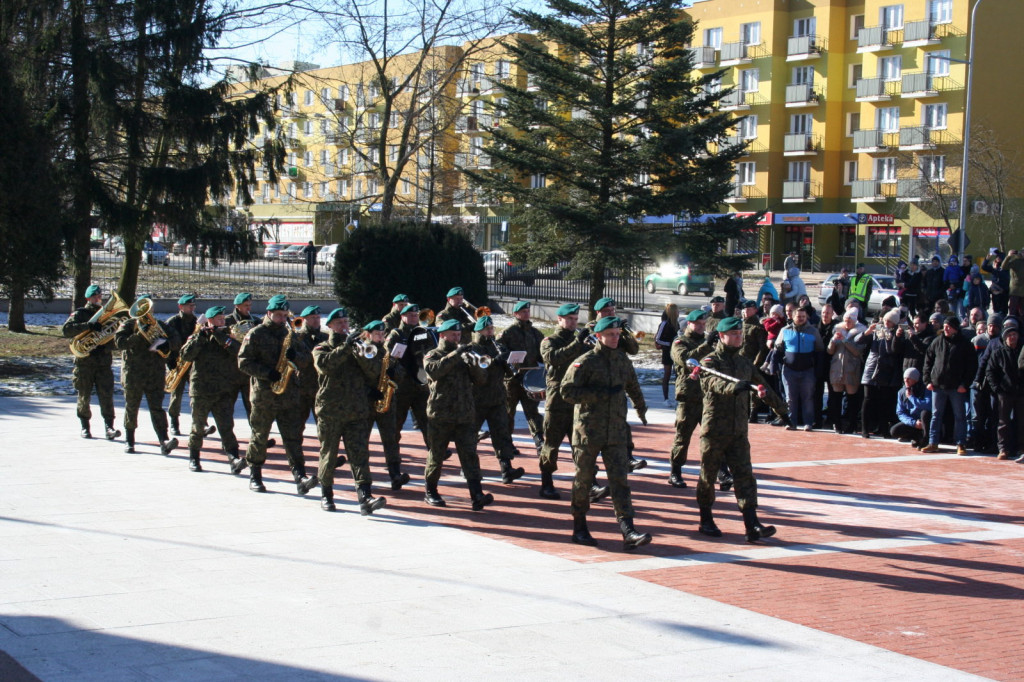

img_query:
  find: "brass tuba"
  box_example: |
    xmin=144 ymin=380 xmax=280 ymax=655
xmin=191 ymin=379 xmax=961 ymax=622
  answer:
xmin=230 ymin=319 xmax=258 ymax=343
xmin=70 ymin=292 xmax=130 ymax=358
xmin=129 ymin=296 xmax=170 ymax=359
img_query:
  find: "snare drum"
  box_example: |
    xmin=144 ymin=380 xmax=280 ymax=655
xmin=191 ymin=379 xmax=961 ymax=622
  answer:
xmin=521 ymin=367 xmax=546 ymax=402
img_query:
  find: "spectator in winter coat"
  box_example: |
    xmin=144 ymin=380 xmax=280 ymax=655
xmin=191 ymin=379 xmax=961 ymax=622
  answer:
xmin=781 ymin=267 xmax=807 ymax=306
xmin=828 ymin=268 xmax=850 ymax=315
xmin=774 ymin=308 xmax=824 ymax=430
xmin=963 ymin=267 xmax=990 ymax=314
xmin=984 ymin=323 xmax=1024 ymax=460
xmin=758 ymin=277 xmax=779 ymax=309
xmin=982 ymin=250 xmax=1009 ymax=316
xmin=944 ymin=256 xmax=967 ymax=318
xmin=1001 ymin=249 xmax=1024 ymax=317
xmin=922 ymin=256 xmax=946 ymax=313
xmin=921 ymin=316 xmax=978 ymax=454
xmin=827 ymin=309 xmax=866 ymax=433
xmin=892 ymin=368 xmax=932 ymax=448
xmin=903 ymin=313 xmax=935 ymax=375
xmin=857 ymin=309 xmax=905 ymax=438
xmin=655 ymin=303 xmax=680 ymax=403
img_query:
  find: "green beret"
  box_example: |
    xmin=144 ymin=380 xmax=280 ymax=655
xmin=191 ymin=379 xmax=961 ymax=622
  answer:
xmin=266 ymin=294 xmax=289 ymax=312
xmin=686 ymin=309 xmax=708 ymax=322
xmin=400 ymin=303 xmax=420 ymax=315
xmin=234 ymin=292 xmax=253 ymax=305
xmin=594 ymin=316 xmax=622 ymax=333
xmin=557 ymin=303 xmax=580 ymax=316
xmin=326 ymin=307 xmax=348 ymax=323
xmin=513 ymin=301 xmax=530 ymax=313
xmin=446 ymin=286 xmax=464 ymax=298
xmin=437 ymin=319 xmax=461 ymax=333
xmin=178 ymin=294 xmax=196 ymax=305
xmin=710 ymin=295 xmax=725 ymax=303
xmin=594 ymin=297 xmax=615 ymax=311
xmin=85 ymin=285 xmax=101 ymax=298
xmin=299 ymin=305 xmax=321 ymax=317
xmin=717 ymin=316 xmax=743 ymax=333
xmin=392 ymin=294 xmax=409 ymax=303
xmin=363 ymin=320 xmax=384 ymax=332
xmin=204 ymin=305 xmax=226 ymax=318
xmin=473 ymin=315 xmax=493 ymax=331
xmin=743 ymin=299 xmax=758 ymax=308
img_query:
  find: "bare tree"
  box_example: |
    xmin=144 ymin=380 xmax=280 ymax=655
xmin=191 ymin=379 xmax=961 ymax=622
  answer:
xmin=966 ymin=124 xmax=1023 ymax=252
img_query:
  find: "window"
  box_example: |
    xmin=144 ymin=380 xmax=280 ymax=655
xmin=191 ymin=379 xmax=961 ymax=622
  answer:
xmin=320 ymin=150 xmax=328 ymax=165
xmin=792 ymin=66 xmax=815 ymax=85
xmin=304 ymin=90 xmax=314 ymax=106
xmin=741 ymin=22 xmax=761 ymax=45
xmin=339 ymin=116 xmax=351 ymax=132
xmin=794 ymin=17 xmax=816 ymax=37
xmin=471 ymin=100 xmax=484 ymax=117
xmin=847 ymin=112 xmax=861 ymax=136
xmin=338 ymin=179 xmax=348 ymax=197
xmin=287 ymin=152 xmax=297 ymax=165
xmin=875 ymin=157 xmax=898 ymax=182
xmin=470 ymin=136 xmax=483 ymax=154
xmin=788 ymin=161 xmax=811 ymax=182
xmin=927 ymin=50 xmax=950 ymax=76
xmin=274 ymin=184 xmax=280 ymax=198
xmin=303 ymin=120 xmax=313 ymax=135
xmin=288 ymin=183 xmax=296 ymax=198
xmin=289 ymin=123 xmax=297 ymax=137
xmin=495 ymin=59 xmax=511 ymax=79
xmin=839 ymin=225 xmax=857 ymax=257
xmin=338 ymin=148 xmax=349 ymax=165
xmin=732 ymin=228 xmax=759 ymax=255
xmin=876 ymin=107 xmax=900 ymax=132
xmin=704 ymin=27 xmax=723 ymax=49
xmin=880 ymin=5 xmax=904 ymax=30
xmin=320 ymin=120 xmax=328 ymax=135
xmin=369 ymin=112 xmax=380 ymax=128
xmin=923 ymin=103 xmax=947 ymax=129
xmin=530 ymin=173 xmax=546 ymax=189
xmin=879 ymin=56 xmax=902 ymax=81
xmin=368 ymin=81 xmax=380 ymax=99
xmin=738 ymin=115 xmax=757 ymax=139
xmin=920 ymin=155 xmax=945 ymax=181
xmin=471 ymin=62 xmax=485 ymax=81
xmin=339 ymin=85 xmax=350 ymax=102
xmin=389 ymin=111 xmax=400 ymax=127
xmin=929 ymin=0 xmax=953 ymax=24
xmin=402 ymin=178 xmax=410 ymax=194
xmin=354 ymin=179 xmax=362 ymax=198
xmin=790 ymin=113 xmax=812 ymax=134
xmin=262 ymin=184 xmax=270 ymax=200
xmin=845 ymin=160 xmax=859 ymax=185
xmin=851 ymin=14 xmax=865 ymax=40
xmin=321 ymin=87 xmax=331 ymax=102
xmin=304 ymin=151 xmax=313 ymax=167
xmin=740 ymin=68 xmax=759 ymax=92
xmin=849 ymin=63 xmax=863 ymax=88
xmin=704 ymin=76 xmax=722 ymax=95
xmin=389 ymin=144 xmax=399 ymax=162
xmin=368 ymin=179 xmax=378 ymax=195
xmin=868 ymin=226 xmax=901 ymax=257
xmin=737 ymin=162 xmax=756 ymax=185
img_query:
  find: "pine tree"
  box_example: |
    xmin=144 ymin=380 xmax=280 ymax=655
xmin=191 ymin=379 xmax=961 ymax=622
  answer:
xmin=467 ymin=0 xmax=755 ymax=312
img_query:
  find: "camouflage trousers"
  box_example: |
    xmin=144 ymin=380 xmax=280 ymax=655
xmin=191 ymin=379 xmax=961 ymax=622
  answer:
xmin=298 ymin=386 xmax=317 ymax=427
xmin=696 ymin=433 xmax=758 ymax=511
xmin=475 ymin=400 xmax=517 ymax=461
xmin=188 ymin=391 xmax=238 ymax=453
xmin=317 ymin=414 xmax=373 ymax=490
xmin=123 ymin=380 xmax=168 ymax=437
xmin=168 ymin=377 xmax=187 ymax=420
xmin=539 ymin=406 xmax=573 ymax=473
xmin=245 ymin=393 xmax=306 ymax=471
xmin=506 ymin=380 xmax=543 ymax=440
xmin=373 ymin=405 xmax=401 ymax=467
xmin=424 ymin=420 xmax=480 ymax=486
xmin=72 ymin=361 xmax=115 ymax=423
xmin=570 ymin=441 xmax=633 ymax=520
xmin=669 ymin=398 xmax=702 ymax=467
xmin=230 ymin=379 xmax=252 ymax=420
xmin=394 ymin=383 xmax=430 ymax=447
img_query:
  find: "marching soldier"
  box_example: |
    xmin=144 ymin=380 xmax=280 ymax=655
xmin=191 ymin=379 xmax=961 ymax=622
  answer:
xmin=422 ymin=318 xmax=494 ymax=510
xmin=470 ymin=315 xmax=524 ymax=484
xmin=705 ymin=296 xmax=728 ymax=334
xmin=382 ymin=294 xmax=409 ymax=332
xmin=695 ymin=317 xmax=788 ymax=543
xmin=236 ymin=294 xmax=317 ymax=496
xmin=561 ymin=316 xmax=650 ymax=550
xmin=385 ymin=303 xmax=435 ymax=447
xmin=313 ymin=310 xmax=387 ymax=514
xmin=367 ymin=321 xmax=410 ymax=490
xmin=165 ymin=294 xmax=198 ymax=436
xmin=741 ymin=299 xmax=770 ymax=425
xmin=61 ymin=284 xmax=121 ymax=440
xmin=113 ymin=295 xmax=180 ymax=455
xmin=224 ymin=292 xmax=261 ymax=419
xmin=668 ymin=310 xmax=717 ymax=489
xmin=498 ymin=301 xmax=545 ymax=451
xmin=178 ymin=306 xmax=242 ymax=473
xmin=436 ymin=286 xmax=476 ymax=343
xmin=294 ymin=305 xmax=327 ymax=426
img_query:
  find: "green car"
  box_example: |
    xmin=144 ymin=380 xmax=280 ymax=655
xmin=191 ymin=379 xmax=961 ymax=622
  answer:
xmin=644 ymin=264 xmax=714 ymax=296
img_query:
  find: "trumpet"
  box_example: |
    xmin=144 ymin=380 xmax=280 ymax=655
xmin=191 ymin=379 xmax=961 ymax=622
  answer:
xmin=129 ymin=296 xmax=170 ymax=359
xmin=354 ymin=338 xmax=377 ymax=359
xmin=463 ymin=351 xmax=491 ymax=369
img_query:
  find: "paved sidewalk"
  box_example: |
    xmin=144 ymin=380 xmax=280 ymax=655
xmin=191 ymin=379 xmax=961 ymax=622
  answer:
xmin=0 ymin=390 xmax=1016 ymax=681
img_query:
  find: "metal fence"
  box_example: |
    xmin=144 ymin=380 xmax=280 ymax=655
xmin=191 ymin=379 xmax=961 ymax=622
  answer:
xmin=488 ymin=266 xmax=646 ymax=310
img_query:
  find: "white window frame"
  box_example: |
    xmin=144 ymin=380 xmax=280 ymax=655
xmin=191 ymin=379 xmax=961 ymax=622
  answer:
xmin=495 ymin=59 xmax=511 ymax=80
xmin=845 ymin=160 xmax=859 ymax=185
xmin=321 ymin=87 xmax=331 ymax=102
xmin=304 ymin=90 xmax=314 ymax=106
xmin=923 ymin=103 xmax=947 ymax=130
xmin=851 ymin=14 xmax=865 ymax=40
xmin=927 ymin=50 xmax=951 ymax=76
xmin=929 ymin=0 xmax=953 ymax=25
xmin=849 ymin=63 xmax=863 ymax=89
xmin=704 ymin=27 xmax=723 ymax=49
xmin=741 ymin=22 xmax=761 ymax=45
xmin=876 ymin=107 xmax=901 ymax=132
xmin=402 ymin=178 xmax=411 ymax=194
xmin=876 ymin=157 xmax=898 ymax=182
xmin=738 ymin=115 xmax=757 ymax=139
xmin=790 ymin=113 xmax=813 ymax=135
xmin=303 ymin=120 xmax=313 ymax=135
xmin=920 ymin=155 xmax=945 ymax=181
xmin=304 ymin=151 xmax=313 ymax=167
xmin=880 ymin=4 xmax=904 ymax=30
xmin=389 ymin=144 xmax=399 ymax=162
xmin=338 ymin=179 xmax=348 ymax=197
xmin=530 ymin=173 xmax=546 ymax=189
xmin=847 ymin=112 xmax=861 ymax=137
xmin=338 ymin=148 xmax=349 ymax=165
xmin=287 ymin=152 xmax=297 ymax=166
xmin=788 ymin=161 xmax=811 ymax=182
xmin=879 ymin=56 xmax=902 ymax=82
xmin=792 ymin=66 xmax=815 ymax=85
xmin=320 ymin=150 xmax=328 ymax=165
xmin=740 ymin=68 xmax=759 ymax=93
xmin=794 ymin=17 xmax=816 ymax=37
xmin=339 ymin=85 xmax=350 ymax=102
xmin=737 ymin=162 xmax=756 ymax=185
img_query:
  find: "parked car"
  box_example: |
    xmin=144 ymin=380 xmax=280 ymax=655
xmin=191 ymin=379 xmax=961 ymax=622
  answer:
xmin=171 ymin=240 xmax=188 ymax=255
xmin=142 ymin=241 xmax=171 ymax=266
xmin=279 ymin=244 xmax=307 ymax=262
xmin=262 ymin=243 xmax=284 ymax=260
xmin=482 ymin=250 xmax=535 ymax=286
xmin=317 ymin=244 xmax=338 ymax=270
xmin=643 ymin=263 xmax=714 ymax=296
xmin=818 ymin=273 xmax=899 ymax=314
xmin=105 ymin=236 xmax=124 ymax=255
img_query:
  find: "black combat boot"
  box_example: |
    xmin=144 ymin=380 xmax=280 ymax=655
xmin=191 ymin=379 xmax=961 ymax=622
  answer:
xmin=467 ymin=479 xmax=494 ymax=511
xmin=386 ymin=461 xmax=410 ymax=491
xmin=266 ymin=437 xmax=276 ymax=448
xmin=357 ymin=484 xmax=387 ymax=516
xmin=741 ymin=507 xmax=776 ymax=543
xmin=668 ymin=464 xmax=687 ymax=489
xmin=589 ymin=484 xmax=610 ymax=503
xmin=321 ymin=488 xmax=336 ymax=512
xmin=571 ymin=515 xmax=598 ymax=546
xmin=628 ymin=457 xmax=648 ymax=472
xmin=698 ymin=507 xmax=723 ymax=537
xmin=292 ymin=465 xmax=318 ymax=496
xmin=124 ymin=429 xmax=136 ymax=454
xmin=188 ymin=448 xmax=202 ymax=472
xmin=717 ymin=467 xmax=734 ymax=492
xmin=618 ymin=517 xmax=652 ymax=550
xmin=499 ymin=458 xmax=525 ymax=484
xmin=170 ymin=416 xmax=181 ymax=437
xmin=249 ymin=465 xmax=266 ymax=492
xmin=476 ymin=430 xmax=490 ymax=442
xmin=229 ymin=450 xmax=248 ymax=474
xmin=104 ymin=421 xmax=121 ymax=440
xmin=538 ymin=470 xmax=560 ymax=500
xmin=204 ymin=424 xmax=216 ymax=436
xmin=80 ymin=419 xmax=92 ymax=439
xmin=159 ymin=434 xmax=178 ymax=456
xmin=424 ymin=483 xmax=446 ymax=507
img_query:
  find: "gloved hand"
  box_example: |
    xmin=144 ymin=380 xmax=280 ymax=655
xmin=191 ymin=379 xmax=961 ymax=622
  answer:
xmin=706 ymin=330 xmax=720 ymax=344
xmin=637 ymin=406 xmax=648 ymax=425
xmin=577 ymin=327 xmax=591 ymax=343
xmin=268 ymin=369 xmax=282 ymax=382
xmin=734 ymin=380 xmax=755 ymax=392
xmin=285 ymin=346 xmax=297 ymax=361
xmin=88 ymin=321 xmax=103 ymax=332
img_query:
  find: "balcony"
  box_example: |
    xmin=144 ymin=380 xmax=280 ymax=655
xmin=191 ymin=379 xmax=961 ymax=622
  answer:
xmin=720 ymin=41 xmax=752 ymax=65
xmin=896 ymin=177 xmax=929 ymax=202
xmin=901 ymin=72 xmax=961 ymax=98
xmin=903 ymin=19 xmax=941 ymax=46
xmin=688 ymin=46 xmax=718 ymax=69
xmin=456 ymin=115 xmax=480 ymax=132
xmin=850 ymin=179 xmax=893 ymax=202
xmin=455 ymin=153 xmax=492 ymax=170
xmin=719 ymin=90 xmax=759 ymax=111
xmin=782 ymin=180 xmax=818 ymax=203
xmin=787 ymin=35 xmax=825 ymax=61
xmin=783 ymin=133 xmax=820 ymax=156
xmin=857 ymin=26 xmax=898 ymax=53
xmin=898 ymin=126 xmax=953 ymax=150
xmin=852 ymin=129 xmax=894 ymax=153
xmin=855 ymin=77 xmax=898 ymax=102
xmin=725 ymin=183 xmax=765 ymax=204
xmin=325 ymin=131 xmax=348 ymax=145
xmin=282 ymin=137 xmax=302 ymax=148
xmin=785 ymin=83 xmax=821 ymax=108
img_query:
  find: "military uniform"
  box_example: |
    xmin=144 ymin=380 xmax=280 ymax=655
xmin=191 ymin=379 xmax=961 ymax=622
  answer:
xmin=471 ymin=331 xmax=520 ymax=468
xmin=224 ymin=308 xmax=261 ymax=418
xmin=385 ymin=321 xmax=434 ymax=446
xmin=498 ymin=318 xmax=545 ymax=444
xmin=372 ymin=341 xmax=407 ymax=488
xmin=741 ymin=314 xmax=770 ymax=418
xmin=382 ymin=308 xmax=403 ymax=332
xmin=706 ymin=310 xmax=727 ymax=335
xmin=113 ymin=315 xmax=180 ymax=449
xmin=669 ymin=329 xmax=716 ymax=476
xmin=539 ymin=326 xmax=588 ymax=474
xmin=179 ymin=323 xmax=240 ymax=464
xmin=294 ymin=324 xmax=328 ymax=425
xmin=436 ymin=302 xmax=476 ymax=344
xmin=62 ymin=302 xmax=118 ymax=435
xmin=165 ymin=309 xmax=198 ymax=433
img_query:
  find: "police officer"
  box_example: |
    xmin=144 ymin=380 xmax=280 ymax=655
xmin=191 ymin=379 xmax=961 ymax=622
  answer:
xmin=382 ymin=294 xmax=409 ymax=332
xmin=561 ymin=316 xmax=650 ymax=550
xmin=695 ymin=317 xmax=788 ymax=543
xmin=61 ymin=285 xmax=120 ymax=440
xmin=422 ymin=318 xmax=493 ymax=510
xmin=237 ymin=295 xmax=317 ymax=496
xmin=114 ymin=295 xmax=180 ymax=455
xmin=435 ymin=286 xmax=476 ymax=344
xmin=668 ymin=309 xmax=717 ymax=488
xmin=165 ymin=294 xmax=198 ymax=436
xmin=470 ymin=315 xmax=524 ymax=484
xmin=385 ymin=303 xmax=435 ymax=448
xmin=178 ymin=306 xmax=242 ymax=472
xmin=849 ymin=263 xmax=874 ymax=309
xmin=313 ymin=311 xmax=386 ymax=514
xmin=498 ymin=301 xmax=545 ymax=451
xmin=294 ymin=305 xmax=328 ymax=427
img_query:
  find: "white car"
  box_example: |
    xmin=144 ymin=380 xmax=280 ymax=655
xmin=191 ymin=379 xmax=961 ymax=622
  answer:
xmin=317 ymin=244 xmax=338 ymax=270
xmin=818 ymin=273 xmax=899 ymax=314
xmin=482 ymin=250 xmax=535 ymax=286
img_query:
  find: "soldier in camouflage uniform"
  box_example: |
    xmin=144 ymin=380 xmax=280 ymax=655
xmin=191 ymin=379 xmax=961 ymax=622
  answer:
xmin=705 ymin=296 xmax=728 ymax=334
xmin=422 ymin=319 xmax=493 ymax=510
xmin=498 ymin=301 xmax=545 ymax=450
xmin=62 ymin=285 xmax=121 ymax=440
xmin=435 ymin=286 xmax=477 ymax=344
xmin=741 ymin=299 xmax=770 ymax=425
xmin=294 ymin=305 xmax=328 ymax=427
xmin=561 ymin=316 xmax=651 ymax=550
xmin=113 ymin=295 xmax=180 ymax=455
xmin=695 ymin=316 xmax=788 ymax=543
xmin=313 ymin=311 xmax=387 ymax=514
xmin=178 ymin=306 xmax=241 ymax=473
xmin=469 ymin=315 xmax=524 ymax=484
xmin=382 ymin=294 xmax=409 ymax=332
xmin=165 ymin=294 xmax=198 ymax=436
xmin=385 ymin=303 xmax=435 ymax=448
xmin=237 ymin=295 xmax=317 ymax=496
xmin=225 ymin=293 xmax=272 ymax=446
xmin=369 ymin=323 xmax=410 ymax=491
xmin=668 ymin=309 xmax=718 ymax=489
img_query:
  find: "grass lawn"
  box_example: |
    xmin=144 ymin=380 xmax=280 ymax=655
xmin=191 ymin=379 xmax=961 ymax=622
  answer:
xmin=0 ymin=326 xmax=69 ymax=359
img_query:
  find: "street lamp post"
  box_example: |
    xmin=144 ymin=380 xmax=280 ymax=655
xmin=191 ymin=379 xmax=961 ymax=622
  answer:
xmin=953 ymin=0 xmax=987 ymax=258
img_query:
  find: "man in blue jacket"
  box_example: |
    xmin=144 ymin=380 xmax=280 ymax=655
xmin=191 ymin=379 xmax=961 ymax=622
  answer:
xmin=891 ymin=368 xmax=932 ymax=448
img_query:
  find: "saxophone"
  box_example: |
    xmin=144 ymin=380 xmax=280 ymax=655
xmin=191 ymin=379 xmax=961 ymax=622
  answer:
xmin=164 ymin=315 xmax=207 ymax=393
xmin=374 ymin=346 xmax=397 ymax=413
xmin=270 ymin=325 xmax=297 ymax=395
